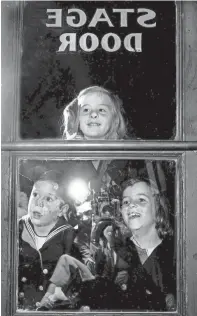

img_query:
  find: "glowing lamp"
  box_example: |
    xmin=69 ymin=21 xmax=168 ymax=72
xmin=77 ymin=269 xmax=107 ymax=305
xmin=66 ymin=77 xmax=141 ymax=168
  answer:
xmin=67 ymin=178 xmax=90 ymax=204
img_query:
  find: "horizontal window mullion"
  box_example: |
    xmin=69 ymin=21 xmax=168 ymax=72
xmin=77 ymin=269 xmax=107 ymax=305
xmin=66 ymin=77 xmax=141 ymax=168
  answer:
xmin=1 ymin=141 xmax=197 ymax=152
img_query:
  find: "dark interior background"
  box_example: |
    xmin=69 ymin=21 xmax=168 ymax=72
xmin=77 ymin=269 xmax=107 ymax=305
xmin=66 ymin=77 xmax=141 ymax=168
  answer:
xmin=20 ymin=1 xmax=176 ymax=139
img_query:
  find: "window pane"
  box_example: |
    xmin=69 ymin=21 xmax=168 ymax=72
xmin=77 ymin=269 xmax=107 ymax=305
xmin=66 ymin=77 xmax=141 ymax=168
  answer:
xmin=20 ymin=1 xmax=176 ymax=140
xmin=17 ymin=158 xmax=177 ymax=312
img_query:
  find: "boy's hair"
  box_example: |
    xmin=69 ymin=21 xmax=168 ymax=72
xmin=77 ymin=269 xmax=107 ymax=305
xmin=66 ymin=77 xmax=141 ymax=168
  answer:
xmin=121 ymin=177 xmax=173 ymax=239
xmin=62 ymin=86 xmax=127 ymax=140
xmin=36 ymin=170 xmax=68 ymax=204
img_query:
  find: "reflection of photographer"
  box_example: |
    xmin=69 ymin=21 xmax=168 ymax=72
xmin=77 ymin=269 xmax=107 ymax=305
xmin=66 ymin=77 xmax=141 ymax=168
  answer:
xmin=91 ymin=217 xmax=125 ymax=282
xmin=73 ymin=201 xmax=96 ymax=274
xmin=100 ymin=205 xmax=113 ymax=219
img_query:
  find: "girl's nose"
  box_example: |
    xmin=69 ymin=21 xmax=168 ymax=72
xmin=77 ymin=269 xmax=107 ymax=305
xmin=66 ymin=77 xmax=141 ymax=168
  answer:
xmin=90 ymin=110 xmax=98 ymax=118
xmin=127 ymin=201 xmax=136 ymax=209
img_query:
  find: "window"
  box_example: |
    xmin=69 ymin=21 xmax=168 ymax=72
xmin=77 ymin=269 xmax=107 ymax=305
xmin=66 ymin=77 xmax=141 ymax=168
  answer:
xmin=1 ymin=1 xmax=197 ymax=316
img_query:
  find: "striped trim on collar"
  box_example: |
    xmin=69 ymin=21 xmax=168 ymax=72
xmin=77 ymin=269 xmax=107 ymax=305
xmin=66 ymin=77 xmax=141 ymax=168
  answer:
xmin=23 ymin=215 xmax=71 ymax=246
xmin=45 ymin=224 xmax=71 ymax=243
xmin=23 ymin=215 xmax=36 ymax=245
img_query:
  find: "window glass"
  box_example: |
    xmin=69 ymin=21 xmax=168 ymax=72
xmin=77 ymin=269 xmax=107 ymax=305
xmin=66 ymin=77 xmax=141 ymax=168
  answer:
xmin=18 ymin=158 xmax=177 ymax=311
xmin=20 ymin=1 xmax=176 ymax=140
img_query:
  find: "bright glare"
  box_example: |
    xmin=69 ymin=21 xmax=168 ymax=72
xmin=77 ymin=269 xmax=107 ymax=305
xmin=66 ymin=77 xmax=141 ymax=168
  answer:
xmin=67 ymin=178 xmax=89 ymax=203
xmin=75 ymin=201 xmax=92 ymax=215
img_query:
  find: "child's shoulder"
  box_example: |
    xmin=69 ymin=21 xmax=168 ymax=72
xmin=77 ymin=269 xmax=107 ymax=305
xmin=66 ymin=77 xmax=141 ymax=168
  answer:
xmin=55 ymin=216 xmax=74 ymax=231
xmin=18 ymin=215 xmax=31 ymax=235
xmin=18 ymin=214 xmax=30 ymax=225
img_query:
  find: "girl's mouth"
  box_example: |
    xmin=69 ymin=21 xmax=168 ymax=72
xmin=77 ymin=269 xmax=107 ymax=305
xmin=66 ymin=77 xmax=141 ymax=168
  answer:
xmin=128 ymin=212 xmax=141 ymax=219
xmin=87 ymin=123 xmax=101 ymax=126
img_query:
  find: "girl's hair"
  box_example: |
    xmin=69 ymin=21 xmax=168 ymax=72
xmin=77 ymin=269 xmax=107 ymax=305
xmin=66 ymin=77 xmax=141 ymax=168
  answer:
xmin=121 ymin=177 xmax=173 ymax=239
xmin=62 ymin=86 xmax=127 ymax=140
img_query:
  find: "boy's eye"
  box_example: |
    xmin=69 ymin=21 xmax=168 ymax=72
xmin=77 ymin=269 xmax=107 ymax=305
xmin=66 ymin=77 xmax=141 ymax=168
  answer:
xmin=33 ymin=192 xmax=38 ymax=197
xmin=46 ymin=196 xmax=53 ymax=202
xmin=138 ymin=198 xmax=146 ymax=203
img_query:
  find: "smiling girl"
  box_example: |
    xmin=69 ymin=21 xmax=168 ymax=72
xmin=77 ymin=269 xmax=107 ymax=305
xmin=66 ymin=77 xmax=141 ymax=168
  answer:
xmin=62 ymin=86 xmax=127 ymax=140
xmin=118 ymin=177 xmax=176 ymax=310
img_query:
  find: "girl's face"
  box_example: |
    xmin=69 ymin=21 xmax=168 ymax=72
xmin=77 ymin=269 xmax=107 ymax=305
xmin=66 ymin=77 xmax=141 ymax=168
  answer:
xmin=121 ymin=182 xmax=157 ymax=232
xmin=28 ymin=180 xmax=64 ymax=227
xmin=78 ymin=92 xmax=115 ymax=139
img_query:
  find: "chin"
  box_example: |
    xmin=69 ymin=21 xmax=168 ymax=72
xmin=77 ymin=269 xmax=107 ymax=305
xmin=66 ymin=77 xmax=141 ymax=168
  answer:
xmin=86 ymin=131 xmax=103 ymax=138
xmin=31 ymin=218 xmax=43 ymax=226
xmin=90 ymin=135 xmax=107 ymax=140
xmin=85 ymin=127 xmax=106 ymax=136
xmin=127 ymin=220 xmax=142 ymax=231
xmin=129 ymin=225 xmax=142 ymax=232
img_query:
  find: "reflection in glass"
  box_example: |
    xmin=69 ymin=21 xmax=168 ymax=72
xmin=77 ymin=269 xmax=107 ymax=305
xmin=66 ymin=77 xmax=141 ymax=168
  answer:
xmin=20 ymin=1 xmax=176 ymax=140
xmin=18 ymin=159 xmax=176 ymax=311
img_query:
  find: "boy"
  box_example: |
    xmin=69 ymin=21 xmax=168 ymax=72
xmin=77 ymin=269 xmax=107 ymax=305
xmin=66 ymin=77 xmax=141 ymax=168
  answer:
xmin=18 ymin=170 xmax=75 ymax=310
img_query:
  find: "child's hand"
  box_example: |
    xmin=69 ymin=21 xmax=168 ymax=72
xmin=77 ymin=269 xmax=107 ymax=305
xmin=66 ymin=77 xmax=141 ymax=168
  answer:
xmin=79 ymin=305 xmax=91 ymax=311
xmin=114 ymin=270 xmax=129 ymax=290
xmin=86 ymin=258 xmax=96 ymax=275
xmin=165 ymin=293 xmax=176 ymax=311
xmin=103 ymin=225 xmax=113 ymax=244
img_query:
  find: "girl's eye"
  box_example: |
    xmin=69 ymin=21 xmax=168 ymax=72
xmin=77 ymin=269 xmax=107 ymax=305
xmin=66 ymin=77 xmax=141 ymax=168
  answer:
xmin=122 ymin=200 xmax=129 ymax=206
xmin=99 ymin=108 xmax=106 ymax=113
xmin=82 ymin=107 xmax=89 ymax=113
xmin=33 ymin=192 xmax=38 ymax=197
xmin=138 ymin=198 xmax=146 ymax=203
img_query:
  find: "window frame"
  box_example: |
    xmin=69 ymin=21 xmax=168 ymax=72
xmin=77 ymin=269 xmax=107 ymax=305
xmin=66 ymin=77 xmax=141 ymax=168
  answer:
xmin=1 ymin=1 xmax=197 ymax=316
xmin=8 ymin=152 xmax=185 ymax=316
xmin=1 ymin=0 xmax=183 ymax=144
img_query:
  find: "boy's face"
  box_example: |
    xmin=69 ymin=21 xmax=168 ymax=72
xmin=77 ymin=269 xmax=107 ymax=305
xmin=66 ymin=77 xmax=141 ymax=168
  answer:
xmin=28 ymin=180 xmax=64 ymax=227
xmin=78 ymin=92 xmax=114 ymax=139
xmin=121 ymin=182 xmax=157 ymax=232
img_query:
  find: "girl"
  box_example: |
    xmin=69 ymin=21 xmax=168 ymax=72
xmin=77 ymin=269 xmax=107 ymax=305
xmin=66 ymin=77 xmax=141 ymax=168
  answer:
xmin=62 ymin=86 xmax=127 ymax=140
xmin=116 ymin=177 xmax=176 ymax=311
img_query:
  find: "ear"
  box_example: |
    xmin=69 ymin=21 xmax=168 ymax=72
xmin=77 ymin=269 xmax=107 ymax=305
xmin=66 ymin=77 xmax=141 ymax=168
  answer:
xmin=59 ymin=204 xmax=69 ymax=220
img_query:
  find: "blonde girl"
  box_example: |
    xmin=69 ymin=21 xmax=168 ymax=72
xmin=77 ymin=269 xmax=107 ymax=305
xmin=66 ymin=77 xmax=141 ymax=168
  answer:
xmin=62 ymin=86 xmax=127 ymax=140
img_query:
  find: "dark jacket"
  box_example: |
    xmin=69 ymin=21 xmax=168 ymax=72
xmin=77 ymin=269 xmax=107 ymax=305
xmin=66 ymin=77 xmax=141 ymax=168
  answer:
xmin=79 ymin=236 xmax=176 ymax=311
xmin=114 ymin=236 xmax=176 ymax=310
xmin=18 ymin=215 xmax=75 ymax=310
